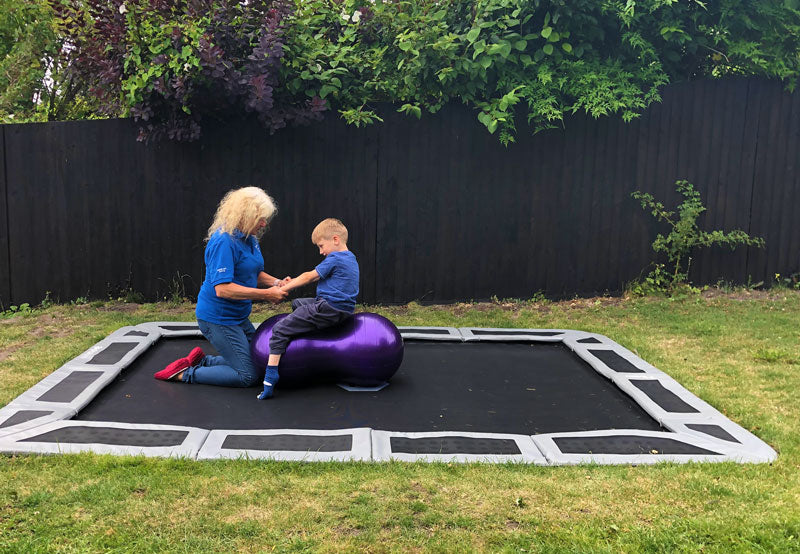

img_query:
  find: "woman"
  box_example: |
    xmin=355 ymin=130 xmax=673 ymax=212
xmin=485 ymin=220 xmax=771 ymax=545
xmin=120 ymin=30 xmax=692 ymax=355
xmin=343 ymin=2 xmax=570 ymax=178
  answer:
xmin=154 ymin=186 xmax=288 ymax=386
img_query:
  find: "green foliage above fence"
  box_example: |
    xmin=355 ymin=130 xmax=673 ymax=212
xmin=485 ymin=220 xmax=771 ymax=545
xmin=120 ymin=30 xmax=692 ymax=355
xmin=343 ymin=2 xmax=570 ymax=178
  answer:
xmin=49 ymin=0 xmax=800 ymax=142
xmin=0 ymin=0 xmax=100 ymax=123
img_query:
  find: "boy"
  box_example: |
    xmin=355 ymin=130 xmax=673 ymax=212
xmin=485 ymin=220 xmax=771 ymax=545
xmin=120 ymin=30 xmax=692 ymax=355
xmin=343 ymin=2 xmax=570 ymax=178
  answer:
xmin=257 ymin=218 xmax=359 ymax=400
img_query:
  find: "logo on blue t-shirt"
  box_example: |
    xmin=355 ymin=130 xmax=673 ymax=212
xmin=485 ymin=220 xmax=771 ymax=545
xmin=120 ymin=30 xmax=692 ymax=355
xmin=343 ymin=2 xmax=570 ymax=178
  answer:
xmin=196 ymin=231 xmax=264 ymax=324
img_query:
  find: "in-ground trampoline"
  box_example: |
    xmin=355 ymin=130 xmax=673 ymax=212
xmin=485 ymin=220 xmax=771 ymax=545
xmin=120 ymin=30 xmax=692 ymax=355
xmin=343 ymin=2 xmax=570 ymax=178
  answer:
xmin=0 ymin=322 xmax=775 ymax=464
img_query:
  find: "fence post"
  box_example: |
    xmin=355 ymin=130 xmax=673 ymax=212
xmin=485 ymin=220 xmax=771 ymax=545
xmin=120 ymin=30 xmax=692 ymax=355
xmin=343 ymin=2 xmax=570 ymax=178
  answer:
xmin=0 ymin=125 xmax=10 ymax=309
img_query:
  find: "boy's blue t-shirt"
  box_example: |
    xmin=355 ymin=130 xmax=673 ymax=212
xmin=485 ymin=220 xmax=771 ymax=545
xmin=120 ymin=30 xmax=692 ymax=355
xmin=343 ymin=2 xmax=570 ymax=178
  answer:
xmin=315 ymin=250 xmax=359 ymax=313
xmin=196 ymin=230 xmax=264 ymax=324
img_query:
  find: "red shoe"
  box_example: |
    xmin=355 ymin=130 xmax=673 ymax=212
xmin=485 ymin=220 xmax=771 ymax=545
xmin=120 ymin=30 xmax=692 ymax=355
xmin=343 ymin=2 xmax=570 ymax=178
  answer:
xmin=154 ymin=347 xmax=204 ymax=381
xmin=186 ymin=347 xmax=204 ymax=366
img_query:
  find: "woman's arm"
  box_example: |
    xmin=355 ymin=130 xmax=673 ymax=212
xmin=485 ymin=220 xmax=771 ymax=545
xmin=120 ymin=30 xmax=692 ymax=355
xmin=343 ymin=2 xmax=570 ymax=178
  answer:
xmin=280 ymin=270 xmax=319 ymax=293
xmin=215 ymin=282 xmax=287 ymax=303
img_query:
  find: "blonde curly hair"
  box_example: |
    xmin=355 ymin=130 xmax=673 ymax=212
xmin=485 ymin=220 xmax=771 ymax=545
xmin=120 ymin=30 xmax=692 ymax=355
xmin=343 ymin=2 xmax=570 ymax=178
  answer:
xmin=206 ymin=187 xmax=276 ymax=240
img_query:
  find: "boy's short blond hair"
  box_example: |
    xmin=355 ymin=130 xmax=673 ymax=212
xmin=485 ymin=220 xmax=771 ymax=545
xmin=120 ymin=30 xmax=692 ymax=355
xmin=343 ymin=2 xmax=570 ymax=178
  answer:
xmin=311 ymin=218 xmax=348 ymax=244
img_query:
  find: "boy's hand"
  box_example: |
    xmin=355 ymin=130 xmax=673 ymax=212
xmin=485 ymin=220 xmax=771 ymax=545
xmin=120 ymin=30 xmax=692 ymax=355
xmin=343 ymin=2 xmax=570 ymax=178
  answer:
xmin=276 ymin=276 xmax=292 ymax=287
xmin=281 ymin=270 xmax=319 ymax=294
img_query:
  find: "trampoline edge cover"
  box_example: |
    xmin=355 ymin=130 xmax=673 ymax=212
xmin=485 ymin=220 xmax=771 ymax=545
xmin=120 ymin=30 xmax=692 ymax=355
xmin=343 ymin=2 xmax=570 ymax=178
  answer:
xmin=0 ymin=322 xmax=776 ymax=465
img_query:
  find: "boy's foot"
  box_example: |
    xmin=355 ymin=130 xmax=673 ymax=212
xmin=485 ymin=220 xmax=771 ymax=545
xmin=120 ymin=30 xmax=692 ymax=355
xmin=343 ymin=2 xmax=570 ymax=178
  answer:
xmin=257 ymin=367 xmax=280 ymax=400
xmin=154 ymin=347 xmax=204 ymax=381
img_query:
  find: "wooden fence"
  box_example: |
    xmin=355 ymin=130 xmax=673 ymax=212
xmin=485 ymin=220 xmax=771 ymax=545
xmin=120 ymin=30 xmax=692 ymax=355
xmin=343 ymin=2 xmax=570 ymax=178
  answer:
xmin=1 ymin=78 xmax=798 ymax=306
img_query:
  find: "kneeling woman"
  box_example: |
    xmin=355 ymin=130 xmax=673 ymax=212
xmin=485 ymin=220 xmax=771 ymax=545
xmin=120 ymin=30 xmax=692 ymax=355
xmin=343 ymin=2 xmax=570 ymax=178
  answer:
xmin=155 ymin=187 xmax=288 ymax=386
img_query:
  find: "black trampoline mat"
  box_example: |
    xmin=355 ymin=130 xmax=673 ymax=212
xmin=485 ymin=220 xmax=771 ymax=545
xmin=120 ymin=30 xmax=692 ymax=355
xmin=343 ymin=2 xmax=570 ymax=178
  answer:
xmin=74 ymin=338 xmax=663 ymax=435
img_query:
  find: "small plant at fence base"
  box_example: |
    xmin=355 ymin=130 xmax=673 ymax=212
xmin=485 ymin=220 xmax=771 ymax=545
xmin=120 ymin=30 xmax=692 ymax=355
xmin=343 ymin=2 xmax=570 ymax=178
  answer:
xmin=1 ymin=303 xmax=33 ymax=318
xmin=631 ymin=180 xmax=765 ymax=294
xmin=774 ymin=272 xmax=800 ymax=291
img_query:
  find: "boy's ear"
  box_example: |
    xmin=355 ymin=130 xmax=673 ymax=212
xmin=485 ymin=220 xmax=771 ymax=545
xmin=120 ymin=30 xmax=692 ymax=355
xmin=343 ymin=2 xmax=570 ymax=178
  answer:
xmin=332 ymin=235 xmax=340 ymax=244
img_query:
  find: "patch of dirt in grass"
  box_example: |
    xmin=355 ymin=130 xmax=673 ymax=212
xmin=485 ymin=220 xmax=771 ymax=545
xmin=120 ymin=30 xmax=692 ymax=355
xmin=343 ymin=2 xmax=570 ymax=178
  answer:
xmin=377 ymin=304 xmax=410 ymax=316
xmin=333 ymin=524 xmax=363 ymax=537
xmin=378 ymin=295 xmax=648 ymax=318
xmin=95 ymin=303 xmax=141 ymax=314
xmin=705 ymin=289 xmax=800 ymax=307
xmin=219 ymin=488 xmax=326 ymax=525
xmin=407 ymin=480 xmax=427 ymax=495
xmin=1 ymin=346 xmax=22 ymax=363
xmin=0 ymin=314 xmax=76 ymax=362
xmin=700 ymin=288 xmax=774 ymax=301
xmin=453 ymin=289 xmax=798 ymax=316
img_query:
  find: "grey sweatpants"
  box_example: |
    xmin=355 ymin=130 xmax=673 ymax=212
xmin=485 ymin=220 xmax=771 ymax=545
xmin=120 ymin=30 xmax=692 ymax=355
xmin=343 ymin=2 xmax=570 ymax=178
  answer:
xmin=268 ymin=297 xmax=352 ymax=354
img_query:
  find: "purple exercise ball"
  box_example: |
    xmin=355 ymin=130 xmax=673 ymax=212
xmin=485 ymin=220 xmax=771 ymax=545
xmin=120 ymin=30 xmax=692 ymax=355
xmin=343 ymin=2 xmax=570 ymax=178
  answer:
xmin=251 ymin=312 xmax=404 ymax=387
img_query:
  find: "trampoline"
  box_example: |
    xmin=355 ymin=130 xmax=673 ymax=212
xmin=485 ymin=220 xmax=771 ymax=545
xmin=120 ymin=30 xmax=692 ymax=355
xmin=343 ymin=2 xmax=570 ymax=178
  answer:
xmin=0 ymin=322 xmax=776 ymax=464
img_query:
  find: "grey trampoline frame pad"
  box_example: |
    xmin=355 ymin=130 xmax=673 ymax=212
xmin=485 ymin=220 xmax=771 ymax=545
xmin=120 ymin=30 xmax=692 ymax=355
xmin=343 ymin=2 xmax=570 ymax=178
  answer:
xmin=0 ymin=322 xmax=776 ymax=464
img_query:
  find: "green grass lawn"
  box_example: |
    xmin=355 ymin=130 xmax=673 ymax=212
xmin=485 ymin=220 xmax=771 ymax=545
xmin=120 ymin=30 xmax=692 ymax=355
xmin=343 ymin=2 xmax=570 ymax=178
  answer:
xmin=1 ymin=291 xmax=799 ymax=552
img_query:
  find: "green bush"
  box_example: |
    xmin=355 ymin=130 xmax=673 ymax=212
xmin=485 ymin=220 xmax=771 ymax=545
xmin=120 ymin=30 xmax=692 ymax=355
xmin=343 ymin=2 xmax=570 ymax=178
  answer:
xmin=631 ymin=179 xmax=765 ymax=294
xmin=48 ymin=0 xmax=800 ymax=141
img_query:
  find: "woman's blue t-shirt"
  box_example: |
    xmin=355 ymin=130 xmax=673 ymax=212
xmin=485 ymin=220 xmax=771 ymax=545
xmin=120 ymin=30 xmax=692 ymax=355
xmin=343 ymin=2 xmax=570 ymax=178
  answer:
xmin=196 ymin=230 xmax=264 ymax=324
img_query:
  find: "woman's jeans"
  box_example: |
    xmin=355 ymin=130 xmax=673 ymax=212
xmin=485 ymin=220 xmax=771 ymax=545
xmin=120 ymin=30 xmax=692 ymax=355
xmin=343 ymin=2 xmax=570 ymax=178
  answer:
xmin=183 ymin=319 xmax=260 ymax=387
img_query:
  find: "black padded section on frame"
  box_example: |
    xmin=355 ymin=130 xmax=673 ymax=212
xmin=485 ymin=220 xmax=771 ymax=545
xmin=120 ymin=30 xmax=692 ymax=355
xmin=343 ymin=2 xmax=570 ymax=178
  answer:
xmin=87 ymin=343 xmax=137 ymax=365
xmin=221 ymin=434 xmax=352 ymax=452
xmin=587 ymin=350 xmax=644 ymax=373
xmin=37 ymin=371 xmax=104 ymax=402
xmin=19 ymin=426 xmax=188 ymax=447
xmin=390 ymin=436 xmax=521 ymax=455
xmin=76 ymin=339 xmax=662 ymax=435
xmin=471 ymin=330 xmax=562 ymax=337
xmin=125 ymin=331 xmax=149 ymax=337
xmin=401 ymin=328 xmax=452 ymax=335
xmin=0 ymin=410 xmax=53 ymax=428
xmin=577 ymin=337 xmax=602 ymax=344
xmin=631 ymin=380 xmax=700 ymax=413
xmin=158 ymin=325 xmax=199 ymax=331
xmin=554 ymin=435 xmax=722 ymax=455
xmin=686 ymin=424 xmax=740 ymax=443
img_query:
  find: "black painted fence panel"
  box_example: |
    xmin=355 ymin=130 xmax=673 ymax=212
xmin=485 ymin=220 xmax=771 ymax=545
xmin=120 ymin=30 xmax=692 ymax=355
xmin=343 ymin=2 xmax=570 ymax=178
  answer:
xmin=1 ymin=78 xmax=798 ymax=307
xmin=0 ymin=126 xmax=9 ymax=308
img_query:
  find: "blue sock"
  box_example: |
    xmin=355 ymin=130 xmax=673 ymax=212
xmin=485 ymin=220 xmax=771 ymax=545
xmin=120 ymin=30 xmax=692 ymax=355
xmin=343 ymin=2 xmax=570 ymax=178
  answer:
xmin=257 ymin=366 xmax=280 ymax=400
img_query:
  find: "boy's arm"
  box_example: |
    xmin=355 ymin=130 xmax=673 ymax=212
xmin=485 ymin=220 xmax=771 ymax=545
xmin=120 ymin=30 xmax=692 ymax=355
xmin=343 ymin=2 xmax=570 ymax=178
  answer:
xmin=257 ymin=271 xmax=290 ymax=288
xmin=281 ymin=270 xmax=320 ymax=293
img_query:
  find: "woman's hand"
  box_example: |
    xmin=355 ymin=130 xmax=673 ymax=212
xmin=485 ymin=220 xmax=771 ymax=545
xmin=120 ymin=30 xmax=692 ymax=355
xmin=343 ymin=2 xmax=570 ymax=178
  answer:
xmin=262 ymin=286 xmax=288 ymax=304
xmin=215 ymin=282 xmax=287 ymax=303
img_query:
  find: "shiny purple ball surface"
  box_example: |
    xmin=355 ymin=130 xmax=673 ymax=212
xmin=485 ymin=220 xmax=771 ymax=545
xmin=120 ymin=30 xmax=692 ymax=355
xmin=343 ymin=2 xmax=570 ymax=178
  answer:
xmin=251 ymin=312 xmax=404 ymax=387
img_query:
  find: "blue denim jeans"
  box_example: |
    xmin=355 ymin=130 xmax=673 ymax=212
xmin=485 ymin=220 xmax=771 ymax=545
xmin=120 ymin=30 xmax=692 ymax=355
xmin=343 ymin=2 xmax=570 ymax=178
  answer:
xmin=183 ymin=319 xmax=260 ymax=387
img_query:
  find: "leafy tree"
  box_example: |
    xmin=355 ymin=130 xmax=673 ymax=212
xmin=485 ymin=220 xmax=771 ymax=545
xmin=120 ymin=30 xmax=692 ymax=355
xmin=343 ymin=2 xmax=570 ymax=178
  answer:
xmin=292 ymin=0 xmax=800 ymax=144
xmin=54 ymin=0 xmax=326 ymax=141
xmin=0 ymin=0 xmax=98 ymax=122
xmin=52 ymin=0 xmax=800 ymax=142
